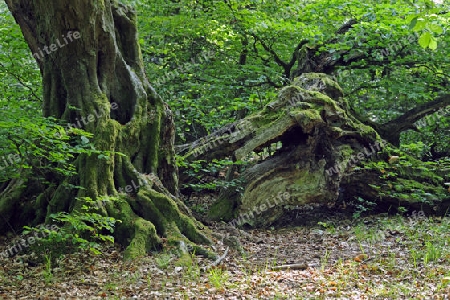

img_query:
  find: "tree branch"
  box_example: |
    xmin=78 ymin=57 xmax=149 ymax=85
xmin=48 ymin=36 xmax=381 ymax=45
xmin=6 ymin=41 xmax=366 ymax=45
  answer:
xmin=250 ymin=33 xmax=292 ymax=79
xmin=375 ymin=93 xmax=450 ymax=145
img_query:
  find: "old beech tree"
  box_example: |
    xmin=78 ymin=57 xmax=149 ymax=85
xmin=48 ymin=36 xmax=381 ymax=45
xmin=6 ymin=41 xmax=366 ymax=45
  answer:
xmin=2 ymin=0 xmax=449 ymax=254
xmin=3 ymin=0 xmax=211 ymax=258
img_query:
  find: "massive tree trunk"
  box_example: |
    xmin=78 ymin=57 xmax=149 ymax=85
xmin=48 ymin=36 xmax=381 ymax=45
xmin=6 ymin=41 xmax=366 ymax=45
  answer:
xmin=2 ymin=0 xmax=211 ymax=259
xmin=179 ymin=73 xmax=450 ymax=227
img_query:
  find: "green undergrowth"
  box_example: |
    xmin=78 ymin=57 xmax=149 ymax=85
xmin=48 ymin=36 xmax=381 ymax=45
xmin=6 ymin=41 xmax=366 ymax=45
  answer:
xmin=23 ymin=196 xmax=121 ymax=263
xmin=177 ymin=158 xmax=247 ymax=195
xmin=360 ymin=143 xmax=448 ymax=209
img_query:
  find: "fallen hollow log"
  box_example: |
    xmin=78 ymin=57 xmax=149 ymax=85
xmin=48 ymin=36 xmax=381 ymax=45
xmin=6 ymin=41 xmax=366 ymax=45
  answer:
xmin=178 ymin=73 xmax=449 ymax=227
xmin=178 ymin=73 xmax=378 ymax=162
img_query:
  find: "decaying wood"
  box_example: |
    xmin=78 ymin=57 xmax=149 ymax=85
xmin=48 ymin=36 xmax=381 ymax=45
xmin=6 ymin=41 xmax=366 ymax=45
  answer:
xmin=179 ymin=73 xmax=449 ymax=227
xmin=179 ymin=73 xmax=375 ymax=162
xmin=247 ymin=16 xmax=450 ymax=147
xmin=184 ymin=73 xmax=382 ymax=226
xmin=271 ymin=263 xmax=308 ymax=271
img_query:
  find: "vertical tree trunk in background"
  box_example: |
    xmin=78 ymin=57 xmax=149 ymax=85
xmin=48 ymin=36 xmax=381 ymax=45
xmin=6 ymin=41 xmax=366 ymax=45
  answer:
xmin=3 ymin=0 xmax=211 ymax=259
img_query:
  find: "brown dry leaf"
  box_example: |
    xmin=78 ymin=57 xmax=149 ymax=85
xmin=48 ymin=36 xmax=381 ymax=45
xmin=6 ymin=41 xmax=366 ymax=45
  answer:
xmin=388 ymin=156 xmax=400 ymax=164
xmin=354 ymin=254 xmax=368 ymax=262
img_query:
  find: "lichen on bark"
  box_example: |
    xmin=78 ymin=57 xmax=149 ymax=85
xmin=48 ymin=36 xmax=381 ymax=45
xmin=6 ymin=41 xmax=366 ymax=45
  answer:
xmin=1 ymin=0 xmax=213 ymax=260
xmin=191 ymin=73 xmax=447 ymax=227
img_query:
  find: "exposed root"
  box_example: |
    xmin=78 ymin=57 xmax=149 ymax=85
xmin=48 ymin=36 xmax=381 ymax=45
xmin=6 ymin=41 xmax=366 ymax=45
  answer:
xmin=0 ymin=178 xmax=41 ymax=231
xmin=106 ymin=186 xmax=214 ymax=260
xmin=200 ymin=246 xmax=229 ymax=272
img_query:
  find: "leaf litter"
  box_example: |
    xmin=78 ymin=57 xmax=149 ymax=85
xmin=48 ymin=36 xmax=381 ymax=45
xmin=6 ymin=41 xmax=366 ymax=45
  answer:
xmin=0 ymin=211 xmax=450 ymax=299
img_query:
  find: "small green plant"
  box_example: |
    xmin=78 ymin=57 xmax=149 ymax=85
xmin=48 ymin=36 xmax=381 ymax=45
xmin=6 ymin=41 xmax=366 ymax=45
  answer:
xmin=352 ymin=197 xmax=376 ymax=219
xmin=410 ymin=248 xmax=420 ymax=268
xmin=387 ymin=251 xmax=397 ymax=270
xmin=207 ymin=267 xmax=229 ymax=289
xmin=43 ymin=253 xmax=53 ymax=284
xmin=145 ymin=274 xmax=153 ymax=289
xmin=155 ymin=252 xmax=173 ymax=269
xmin=320 ymin=249 xmax=330 ymax=271
xmin=23 ymin=196 xmax=121 ymax=261
xmin=366 ymin=229 xmax=385 ymax=245
xmin=317 ymin=221 xmax=336 ymax=234
xmin=439 ymin=273 xmax=450 ymax=291
xmin=423 ymin=241 xmax=441 ymax=264
xmin=261 ymin=247 xmax=279 ymax=273
xmin=353 ymin=224 xmax=364 ymax=239
xmin=397 ymin=206 xmax=408 ymax=214
xmin=104 ymin=281 xmax=119 ymax=291
xmin=51 ymin=197 xmax=119 ymax=253
xmin=183 ymin=252 xmax=201 ymax=282
xmin=126 ymin=270 xmax=142 ymax=285
xmin=353 ymin=224 xmax=369 ymax=254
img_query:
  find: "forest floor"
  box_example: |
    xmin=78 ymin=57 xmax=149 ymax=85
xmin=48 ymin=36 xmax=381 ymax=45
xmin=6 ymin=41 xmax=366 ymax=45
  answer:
xmin=1 ymin=194 xmax=450 ymax=299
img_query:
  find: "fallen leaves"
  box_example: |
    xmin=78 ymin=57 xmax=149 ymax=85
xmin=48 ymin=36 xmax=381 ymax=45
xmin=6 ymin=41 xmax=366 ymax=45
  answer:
xmin=1 ymin=214 xmax=450 ymax=299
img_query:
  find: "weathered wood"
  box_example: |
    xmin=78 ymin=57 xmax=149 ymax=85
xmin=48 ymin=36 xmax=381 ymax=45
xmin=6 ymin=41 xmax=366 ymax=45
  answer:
xmin=198 ymin=73 xmax=385 ymax=226
xmin=180 ymin=73 xmax=449 ymax=226
xmin=271 ymin=263 xmax=308 ymax=271
xmin=180 ymin=73 xmax=375 ymax=161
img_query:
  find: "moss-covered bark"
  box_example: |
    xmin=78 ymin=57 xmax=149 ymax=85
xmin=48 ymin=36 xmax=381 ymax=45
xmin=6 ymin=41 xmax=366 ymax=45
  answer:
xmin=2 ymin=0 xmax=211 ymax=260
xmin=183 ymin=73 xmax=449 ymax=227
xmin=341 ymin=146 xmax=450 ymax=215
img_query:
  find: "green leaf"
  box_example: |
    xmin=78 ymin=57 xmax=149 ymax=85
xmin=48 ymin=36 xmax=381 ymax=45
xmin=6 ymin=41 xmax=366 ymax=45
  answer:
xmin=428 ymin=23 xmax=443 ymax=34
xmin=413 ymin=19 xmax=427 ymax=31
xmin=429 ymin=36 xmax=438 ymax=50
xmin=80 ymin=136 xmax=90 ymax=144
xmin=408 ymin=16 xmax=418 ymax=30
xmin=418 ymin=32 xmax=432 ymax=48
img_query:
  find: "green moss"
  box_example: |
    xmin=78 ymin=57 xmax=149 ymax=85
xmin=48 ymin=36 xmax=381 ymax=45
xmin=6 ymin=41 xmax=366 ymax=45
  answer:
xmin=290 ymin=109 xmax=322 ymax=130
xmin=147 ymin=105 xmax=162 ymax=171
xmin=105 ymin=197 xmax=163 ymax=260
xmin=207 ymin=197 xmax=235 ymax=222
xmin=175 ymin=252 xmax=193 ymax=267
xmin=107 ymin=198 xmax=136 ymax=242
xmin=123 ymin=218 xmax=159 ymax=259
xmin=292 ymin=73 xmax=344 ymax=100
xmin=179 ymin=214 xmax=210 ymax=244
xmin=134 ymin=189 xmax=211 ymax=246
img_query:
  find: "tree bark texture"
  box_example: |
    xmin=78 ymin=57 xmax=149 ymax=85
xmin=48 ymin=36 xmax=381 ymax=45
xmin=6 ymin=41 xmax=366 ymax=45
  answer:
xmin=180 ymin=73 xmax=450 ymax=227
xmin=2 ymin=0 xmax=212 ymax=259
